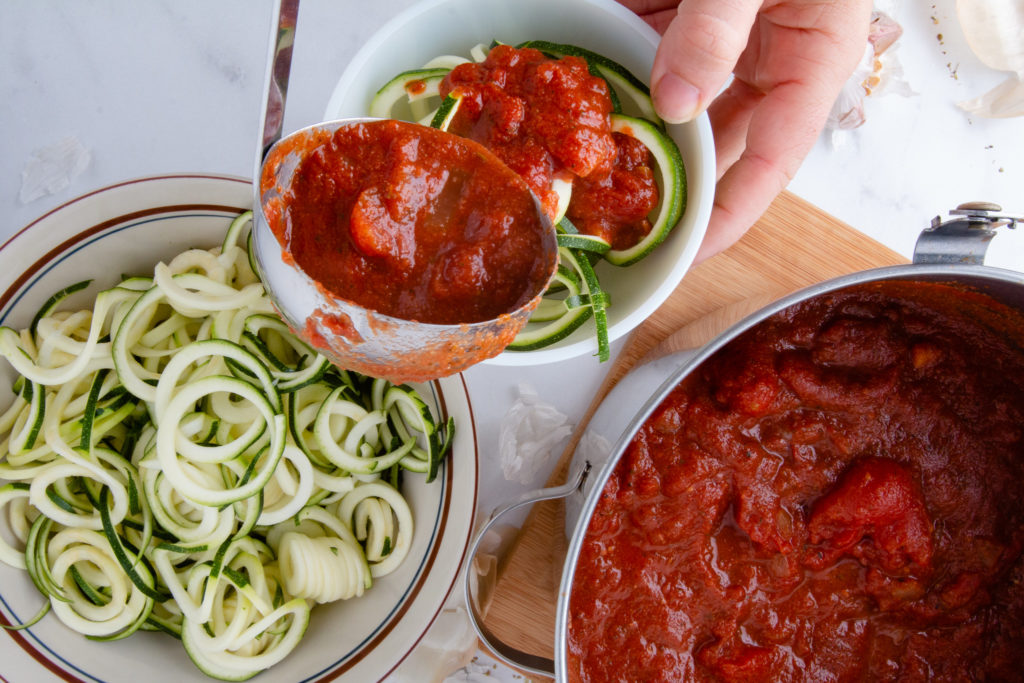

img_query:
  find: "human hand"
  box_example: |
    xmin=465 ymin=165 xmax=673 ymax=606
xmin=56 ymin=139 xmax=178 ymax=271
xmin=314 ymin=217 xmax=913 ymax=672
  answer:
xmin=621 ymin=0 xmax=873 ymax=261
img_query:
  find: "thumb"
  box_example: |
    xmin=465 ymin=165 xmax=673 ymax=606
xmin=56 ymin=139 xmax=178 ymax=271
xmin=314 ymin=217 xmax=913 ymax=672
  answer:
xmin=651 ymin=0 xmax=761 ymax=123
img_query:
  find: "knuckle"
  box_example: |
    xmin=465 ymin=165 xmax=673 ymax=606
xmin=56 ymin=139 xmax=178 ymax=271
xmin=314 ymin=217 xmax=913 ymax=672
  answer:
xmin=683 ymin=4 xmax=753 ymax=69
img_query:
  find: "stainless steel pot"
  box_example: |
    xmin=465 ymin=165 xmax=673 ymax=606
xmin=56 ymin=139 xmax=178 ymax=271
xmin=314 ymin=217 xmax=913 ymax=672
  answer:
xmin=464 ymin=203 xmax=1024 ymax=679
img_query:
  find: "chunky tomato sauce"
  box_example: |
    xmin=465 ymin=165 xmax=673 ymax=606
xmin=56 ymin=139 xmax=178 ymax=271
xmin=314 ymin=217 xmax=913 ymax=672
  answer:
xmin=270 ymin=119 xmax=554 ymax=325
xmin=440 ymin=45 xmax=658 ymax=250
xmin=569 ymin=281 xmax=1024 ymax=682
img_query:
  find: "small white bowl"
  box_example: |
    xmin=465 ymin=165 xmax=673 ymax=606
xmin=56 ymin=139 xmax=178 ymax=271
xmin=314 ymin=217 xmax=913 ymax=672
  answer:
xmin=0 ymin=174 xmax=478 ymax=683
xmin=324 ymin=0 xmax=715 ymax=366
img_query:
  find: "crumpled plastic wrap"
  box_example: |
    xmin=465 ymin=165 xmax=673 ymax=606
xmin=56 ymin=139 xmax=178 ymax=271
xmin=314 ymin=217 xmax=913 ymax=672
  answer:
xmin=826 ymin=10 xmax=910 ymax=131
xmin=19 ymin=136 xmax=91 ymax=204
xmin=389 ymin=387 xmax=571 ymax=681
xmin=498 ymin=383 xmax=572 ymax=485
xmin=956 ymin=0 xmax=1024 ymax=118
xmin=385 ymin=523 xmax=518 ymax=683
xmin=387 ymin=606 xmax=479 ymax=682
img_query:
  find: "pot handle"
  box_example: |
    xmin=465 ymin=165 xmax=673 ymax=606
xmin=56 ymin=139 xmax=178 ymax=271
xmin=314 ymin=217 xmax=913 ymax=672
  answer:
xmin=462 ymin=460 xmax=591 ymax=678
xmin=914 ymin=202 xmax=1022 ymax=265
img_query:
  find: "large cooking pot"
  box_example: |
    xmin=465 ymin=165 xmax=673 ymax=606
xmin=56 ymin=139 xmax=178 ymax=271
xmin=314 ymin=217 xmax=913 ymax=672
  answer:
xmin=464 ymin=202 xmax=1024 ymax=679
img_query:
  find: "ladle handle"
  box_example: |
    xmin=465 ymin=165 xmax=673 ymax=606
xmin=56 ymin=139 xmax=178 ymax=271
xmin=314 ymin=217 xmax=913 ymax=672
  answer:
xmin=462 ymin=461 xmax=591 ymax=679
xmin=257 ymin=0 xmax=299 ymax=167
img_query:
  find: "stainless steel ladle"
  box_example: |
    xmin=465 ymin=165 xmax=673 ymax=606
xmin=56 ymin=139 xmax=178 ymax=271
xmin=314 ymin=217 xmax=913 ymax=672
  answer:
xmin=250 ymin=2 xmax=557 ymax=383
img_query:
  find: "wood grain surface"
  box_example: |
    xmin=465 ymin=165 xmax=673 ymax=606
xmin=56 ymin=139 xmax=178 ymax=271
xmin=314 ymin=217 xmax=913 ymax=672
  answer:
xmin=479 ymin=190 xmax=909 ymax=680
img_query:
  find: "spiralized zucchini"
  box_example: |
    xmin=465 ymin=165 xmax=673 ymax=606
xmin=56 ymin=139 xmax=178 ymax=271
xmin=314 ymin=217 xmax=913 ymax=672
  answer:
xmin=0 ymin=211 xmax=454 ymax=680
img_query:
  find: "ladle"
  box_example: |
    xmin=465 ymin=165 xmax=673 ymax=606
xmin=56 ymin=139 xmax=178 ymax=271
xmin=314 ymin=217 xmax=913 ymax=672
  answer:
xmin=250 ymin=3 xmax=557 ymax=384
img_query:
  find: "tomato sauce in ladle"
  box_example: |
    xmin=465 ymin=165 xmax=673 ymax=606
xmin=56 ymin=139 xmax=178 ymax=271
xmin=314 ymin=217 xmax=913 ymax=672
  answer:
xmin=253 ymin=118 xmax=558 ymax=383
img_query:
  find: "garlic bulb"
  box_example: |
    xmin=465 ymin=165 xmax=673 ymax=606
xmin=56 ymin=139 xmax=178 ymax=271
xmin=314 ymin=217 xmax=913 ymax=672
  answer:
xmin=956 ymin=0 xmax=1024 ymax=118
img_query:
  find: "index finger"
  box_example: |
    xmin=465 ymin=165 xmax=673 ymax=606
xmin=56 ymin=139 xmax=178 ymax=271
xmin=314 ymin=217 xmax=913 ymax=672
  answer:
xmin=651 ymin=0 xmax=762 ymax=122
xmin=696 ymin=9 xmax=871 ymax=260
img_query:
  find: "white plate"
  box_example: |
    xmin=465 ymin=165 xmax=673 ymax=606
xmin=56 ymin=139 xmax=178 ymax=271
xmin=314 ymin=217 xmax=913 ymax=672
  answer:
xmin=324 ymin=0 xmax=716 ymax=367
xmin=0 ymin=174 xmax=478 ymax=683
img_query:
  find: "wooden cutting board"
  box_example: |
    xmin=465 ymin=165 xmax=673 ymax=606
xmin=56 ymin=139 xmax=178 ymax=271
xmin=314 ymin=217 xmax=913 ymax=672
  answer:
xmin=479 ymin=190 xmax=908 ymax=679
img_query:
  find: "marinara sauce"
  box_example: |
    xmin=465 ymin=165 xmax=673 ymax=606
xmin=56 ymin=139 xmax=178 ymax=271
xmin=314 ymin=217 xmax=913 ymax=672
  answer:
xmin=568 ymin=281 xmax=1024 ymax=682
xmin=270 ymin=119 xmax=553 ymax=325
xmin=440 ymin=45 xmax=658 ymax=250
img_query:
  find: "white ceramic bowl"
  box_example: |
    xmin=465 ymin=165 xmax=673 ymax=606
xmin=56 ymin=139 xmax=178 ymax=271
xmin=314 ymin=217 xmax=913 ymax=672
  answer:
xmin=324 ymin=0 xmax=716 ymax=366
xmin=0 ymin=174 xmax=478 ymax=683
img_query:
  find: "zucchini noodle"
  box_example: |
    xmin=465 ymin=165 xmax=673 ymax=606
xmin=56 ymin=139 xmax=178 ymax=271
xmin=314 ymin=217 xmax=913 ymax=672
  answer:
xmin=0 ymin=211 xmax=455 ymax=680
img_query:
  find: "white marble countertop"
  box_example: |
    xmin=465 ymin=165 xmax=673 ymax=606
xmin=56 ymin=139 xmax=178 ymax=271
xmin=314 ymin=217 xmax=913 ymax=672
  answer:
xmin=0 ymin=1 xmax=1021 ymax=682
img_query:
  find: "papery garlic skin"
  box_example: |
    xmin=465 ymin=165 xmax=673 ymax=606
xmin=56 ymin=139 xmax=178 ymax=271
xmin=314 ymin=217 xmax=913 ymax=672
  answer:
xmin=956 ymin=0 xmax=1024 ymax=118
xmin=827 ymin=43 xmax=873 ymax=130
xmin=959 ymin=78 xmax=1024 ymax=118
xmin=826 ymin=11 xmax=907 ymax=131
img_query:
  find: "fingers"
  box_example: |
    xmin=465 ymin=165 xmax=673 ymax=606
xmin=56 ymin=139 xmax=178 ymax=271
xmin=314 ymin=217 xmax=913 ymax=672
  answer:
xmin=695 ymin=77 xmax=847 ymax=262
xmin=651 ymin=0 xmax=763 ymax=123
xmin=695 ymin=150 xmax=790 ymax=263
xmin=687 ymin=0 xmax=875 ymax=262
xmin=618 ymin=0 xmax=683 ymax=13
xmin=705 ymin=79 xmax=762 ymax=181
xmin=638 ymin=9 xmax=682 ymax=34
xmin=617 ymin=0 xmax=684 ymax=13
xmin=617 ymin=0 xmax=682 ymax=33
xmin=694 ymin=17 xmax=872 ymax=261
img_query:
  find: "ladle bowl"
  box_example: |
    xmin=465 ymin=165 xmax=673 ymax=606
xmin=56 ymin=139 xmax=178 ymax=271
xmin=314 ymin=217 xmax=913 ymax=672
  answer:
xmin=253 ymin=117 xmax=559 ymax=383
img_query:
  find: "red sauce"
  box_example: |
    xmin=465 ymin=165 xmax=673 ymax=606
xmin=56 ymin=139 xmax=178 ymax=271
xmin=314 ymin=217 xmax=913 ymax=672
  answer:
xmin=565 ymin=132 xmax=658 ymax=250
xmin=268 ymin=119 xmax=554 ymax=325
xmin=405 ymin=79 xmax=428 ymax=96
xmin=568 ymin=281 xmax=1024 ymax=682
xmin=440 ymin=45 xmax=658 ymax=250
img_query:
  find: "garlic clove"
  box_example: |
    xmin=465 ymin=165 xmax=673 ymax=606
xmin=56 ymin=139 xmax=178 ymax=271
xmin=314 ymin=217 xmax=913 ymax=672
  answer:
xmin=956 ymin=0 xmax=1024 ymax=76
xmin=956 ymin=0 xmax=1024 ymax=118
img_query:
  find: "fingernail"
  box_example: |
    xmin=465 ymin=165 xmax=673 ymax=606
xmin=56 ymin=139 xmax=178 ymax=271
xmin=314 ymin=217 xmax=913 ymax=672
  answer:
xmin=652 ymin=73 xmax=702 ymax=124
